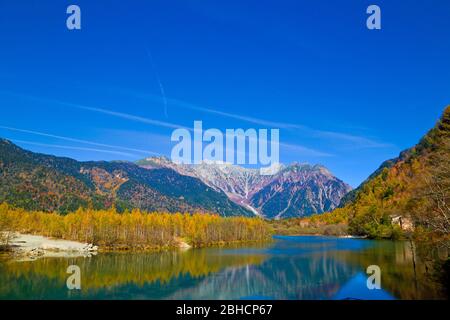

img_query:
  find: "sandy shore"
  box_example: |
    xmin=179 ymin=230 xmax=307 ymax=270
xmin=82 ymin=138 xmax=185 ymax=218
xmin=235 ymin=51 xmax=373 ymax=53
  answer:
xmin=5 ymin=233 xmax=98 ymax=261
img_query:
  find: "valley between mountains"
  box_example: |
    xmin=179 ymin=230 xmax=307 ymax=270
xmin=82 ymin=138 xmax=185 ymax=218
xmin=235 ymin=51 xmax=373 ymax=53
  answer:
xmin=0 ymin=139 xmax=351 ymax=219
xmin=137 ymin=158 xmax=352 ymax=219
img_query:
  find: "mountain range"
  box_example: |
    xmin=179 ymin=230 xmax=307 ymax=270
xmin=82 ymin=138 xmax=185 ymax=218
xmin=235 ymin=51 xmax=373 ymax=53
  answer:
xmin=137 ymin=158 xmax=352 ymax=219
xmin=0 ymin=139 xmax=251 ymax=216
xmin=0 ymin=139 xmax=351 ymax=218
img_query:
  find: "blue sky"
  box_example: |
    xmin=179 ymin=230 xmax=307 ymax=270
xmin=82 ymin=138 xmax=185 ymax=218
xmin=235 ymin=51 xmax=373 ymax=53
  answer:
xmin=0 ymin=0 xmax=449 ymax=187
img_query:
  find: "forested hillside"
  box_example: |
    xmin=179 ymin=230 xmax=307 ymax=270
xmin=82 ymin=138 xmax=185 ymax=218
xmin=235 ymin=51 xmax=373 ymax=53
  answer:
xmin=0 ymin=139 xmax=252 ymax=217
xmin=317 ymin=106 xmax=450 ymax=239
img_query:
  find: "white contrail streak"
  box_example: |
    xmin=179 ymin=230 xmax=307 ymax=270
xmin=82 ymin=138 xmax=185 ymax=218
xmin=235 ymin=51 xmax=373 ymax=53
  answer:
xmin=0 ymin=125 xmax=160 ymax=156
xmin=0 ymin=91 xmax=185 ymax=130
xmin=130 ymin=91 xmax=394 ymax=149
xmin=146 ymin=48 xmax=169 ymax=118
xmin=10 ymin=139 xmax=138 ymax=158
xmin=73 ymin=105 xmax=184 ymax=129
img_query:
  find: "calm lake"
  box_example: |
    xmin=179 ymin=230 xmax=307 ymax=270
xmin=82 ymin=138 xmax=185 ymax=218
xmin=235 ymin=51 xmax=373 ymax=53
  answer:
xmin=0 ymin=236 xmax=446 ymax=300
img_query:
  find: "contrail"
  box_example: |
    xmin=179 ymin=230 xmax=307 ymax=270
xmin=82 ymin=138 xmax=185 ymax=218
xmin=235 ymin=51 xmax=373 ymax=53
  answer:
xmin=131 ymin=91 xmax=394 ymax=149
xmin=145 ymin=48 xmax=169 ymax=118
xmin=10 ymin=139 xmax=138 ymax=158
xmin=0 ymin=91 xmax=186 ymax=130
xmin=68 ymin=105 xmax=184 ymax=130
xmin=0 ymin=125 xmax=160 ymax=156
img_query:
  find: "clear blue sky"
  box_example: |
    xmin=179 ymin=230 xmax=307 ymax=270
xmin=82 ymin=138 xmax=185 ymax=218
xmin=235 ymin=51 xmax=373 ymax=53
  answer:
xmin=0 ymin=0 xmax=449 ymax=187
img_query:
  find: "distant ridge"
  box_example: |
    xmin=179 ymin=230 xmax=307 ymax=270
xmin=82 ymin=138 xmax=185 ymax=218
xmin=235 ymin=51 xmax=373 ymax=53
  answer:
xmin=333 ymin=105 xmax=450 ymax=237
xmin=0 ymin=139 xmax=252 ymax=216
xmin=0 ymin=138 xmax=352 ymax=219
xmin=138 ymin=158 xmax=352 ymax=219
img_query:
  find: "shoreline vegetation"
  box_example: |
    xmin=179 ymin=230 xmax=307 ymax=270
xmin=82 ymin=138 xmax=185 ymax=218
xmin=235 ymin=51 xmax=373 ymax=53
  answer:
xmin=269 ymin=211 xmax=350 ymax=237
xmin=0 ymin=203 xmax=271 ymax=254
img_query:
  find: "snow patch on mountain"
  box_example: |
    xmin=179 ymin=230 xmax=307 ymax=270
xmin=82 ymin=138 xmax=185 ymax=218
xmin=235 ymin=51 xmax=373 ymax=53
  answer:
xmin=137 ymin=157 xmax=352 ymax=218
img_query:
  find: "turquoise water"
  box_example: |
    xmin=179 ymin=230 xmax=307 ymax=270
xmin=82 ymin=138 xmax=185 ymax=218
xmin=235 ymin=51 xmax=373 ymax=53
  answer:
xmin=0 ymin=236 xmax=445 ymax=300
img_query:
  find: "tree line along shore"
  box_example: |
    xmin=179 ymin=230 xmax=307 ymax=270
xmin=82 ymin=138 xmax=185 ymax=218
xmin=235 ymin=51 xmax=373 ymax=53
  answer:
xmin=0 ymin=203 xmax=271 ymax=252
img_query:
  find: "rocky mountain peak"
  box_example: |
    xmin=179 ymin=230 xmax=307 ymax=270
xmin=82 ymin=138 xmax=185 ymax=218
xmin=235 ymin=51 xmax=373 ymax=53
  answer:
xmin=138 ymin=157 xmax=351 ymax=218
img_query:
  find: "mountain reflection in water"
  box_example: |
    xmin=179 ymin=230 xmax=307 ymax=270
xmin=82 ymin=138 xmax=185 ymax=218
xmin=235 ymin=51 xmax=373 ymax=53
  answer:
xmin=0 ymin=236 xmax=445 ymax=300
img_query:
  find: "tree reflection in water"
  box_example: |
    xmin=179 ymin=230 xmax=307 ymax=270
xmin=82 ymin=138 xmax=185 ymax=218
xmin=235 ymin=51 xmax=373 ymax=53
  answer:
xmin=0 ymin=236 xmax=446 ymax=300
